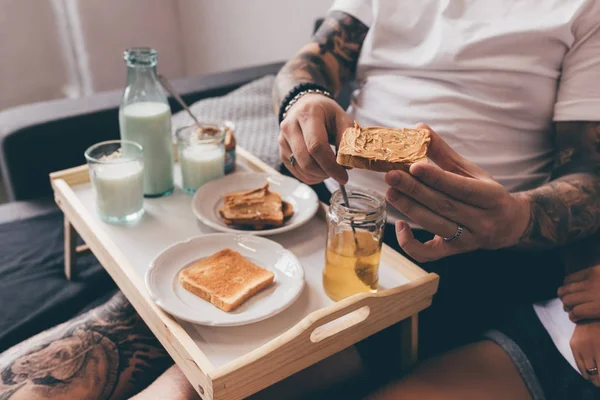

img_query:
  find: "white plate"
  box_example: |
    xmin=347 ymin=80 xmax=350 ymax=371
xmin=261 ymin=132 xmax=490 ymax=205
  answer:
xmin=145 ymin=233 xmax=305 ymax=326
xmin=192 ymin=172 xmax=319 ymax=236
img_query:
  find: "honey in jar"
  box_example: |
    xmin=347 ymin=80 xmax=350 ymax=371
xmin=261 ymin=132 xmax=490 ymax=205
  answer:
xmin=323 ymin=188 xmax=386 ymax=301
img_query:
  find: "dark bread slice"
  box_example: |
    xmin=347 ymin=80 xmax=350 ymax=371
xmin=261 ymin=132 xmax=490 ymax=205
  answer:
xmin=282 ymin=201 xmax=294 ymax=221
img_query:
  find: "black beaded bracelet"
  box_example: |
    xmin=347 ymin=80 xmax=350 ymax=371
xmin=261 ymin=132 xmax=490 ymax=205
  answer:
xmin=278 ymin=83 xmax=333 ymax=124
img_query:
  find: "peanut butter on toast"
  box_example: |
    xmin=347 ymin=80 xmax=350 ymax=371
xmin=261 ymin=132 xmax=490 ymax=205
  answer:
xmin=219 ymin=183 xmax=294 ymax=229
xmin=336 ymin=122 xmax=431 ymax=172
xmin=179 ymin=248 xmax=275 ymax=312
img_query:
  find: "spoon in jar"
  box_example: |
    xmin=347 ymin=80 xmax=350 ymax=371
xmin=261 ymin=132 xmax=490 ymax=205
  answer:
xmin=335 ymin=145 xmax=360 ymax=252
xmin=158 ymin=74 xmax=202 ymax=127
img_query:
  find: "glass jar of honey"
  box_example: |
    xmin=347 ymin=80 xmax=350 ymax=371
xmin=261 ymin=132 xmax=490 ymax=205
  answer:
xmin=323 ymin=188 xmax=386 ymax=301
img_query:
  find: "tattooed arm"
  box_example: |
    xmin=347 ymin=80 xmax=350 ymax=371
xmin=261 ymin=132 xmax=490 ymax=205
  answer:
xmin=273 ymin=11 xmax=369 ymax=106
xmin=518 ymin=121 xmax=600 ymax=250
xmin=275 ymin=11 xmax=369 ymax=184
xmin=0 ymin=292 xmax=171 ymax=400
xmin=384 ymin=121 xmax=600 ymax=263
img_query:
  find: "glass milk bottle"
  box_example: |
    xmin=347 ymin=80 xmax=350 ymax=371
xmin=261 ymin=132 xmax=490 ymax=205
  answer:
xmin=119 ymin=47 xmax=174 ymax=197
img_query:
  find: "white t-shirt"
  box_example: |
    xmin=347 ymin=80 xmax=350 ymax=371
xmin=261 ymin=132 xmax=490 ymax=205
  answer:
xmin=327 ymin=0 xmax=600 ymax=374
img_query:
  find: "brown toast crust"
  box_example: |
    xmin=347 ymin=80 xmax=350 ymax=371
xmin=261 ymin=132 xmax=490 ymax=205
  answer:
xmin=282 ymin=200 xmax=294 ymax=221
xmin=179 ymin=248 xmax=275 ymax=312
xmin=336 ymin=153 xmax=412 ymax=172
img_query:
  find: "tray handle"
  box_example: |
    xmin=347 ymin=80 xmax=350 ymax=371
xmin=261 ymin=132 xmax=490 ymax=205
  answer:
xmin=300 ymin=274 xmax=437 ymax=346
xmin=213 ymin=273 xmax=438 ymax=395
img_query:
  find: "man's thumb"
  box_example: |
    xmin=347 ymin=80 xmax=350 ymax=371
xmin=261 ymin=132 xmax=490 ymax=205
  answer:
xmin=418 ymin=123 xmax=492 ymax=179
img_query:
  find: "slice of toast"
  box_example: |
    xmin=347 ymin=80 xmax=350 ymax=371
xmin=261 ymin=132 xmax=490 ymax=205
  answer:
xmin=219 ymin=183 xmax=285 ymax=229
xmin=336 ymin=122 xmax=431 ymax=172
xmin=179 ymin=248 xmax=275 ymax=312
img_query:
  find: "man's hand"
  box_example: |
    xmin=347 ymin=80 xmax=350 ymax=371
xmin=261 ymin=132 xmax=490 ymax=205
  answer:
xmin=279 ymin=93 xmax=352 ymax=185
xmin=570 ymin=321 xmax=600 ymax=386
xmin=387 ymin=124 xmax=531 ymax=263
xmin=558 ymin=266 xmax=600 ymax=322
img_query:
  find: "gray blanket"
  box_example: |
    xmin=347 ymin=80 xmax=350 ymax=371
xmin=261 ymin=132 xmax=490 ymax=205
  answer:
xmin=172 ymin=75 xmax=281 ymax=169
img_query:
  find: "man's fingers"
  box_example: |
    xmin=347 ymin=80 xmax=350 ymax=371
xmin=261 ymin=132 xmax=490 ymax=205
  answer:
xmin=298 ymin=109 xmax=349 ymax=184
xmin=574 ymin=351 xmax=589 ymax=379
xmin=408 ymin=162 xmax=503 ymax=208
xmin=395 ymin=221 xmax=437 ymax=263
xmin=583 ymin=355 xmax=600 ymax=386
xmin=560 ymin=291 xmax=592 ymax=311
xmin=557 ymin=281 xmax=588 ymax=297
xmin=569 ymin=303 xmax=600 ymax=322
xmin=387 ymin=188 xmax=463 ymax=239
xmin=281 ymin=119 xmax=329 ymax=181
xmin=564 ymin=268 xmax=591 ymax=285
xmin=279 ymin=135 xmax=323 ymax=184
xmin=591 ymin=357 xmax=600 ymax=387
xmin=416 ymin=123 xmax=491 ymax=179
xmin=385 ymin=170 xmax=477 ymax=222
xmin=333 ymin=111 xmax=354 ymax=148
xmin=395 ymin=221 xmax=458 ymax=263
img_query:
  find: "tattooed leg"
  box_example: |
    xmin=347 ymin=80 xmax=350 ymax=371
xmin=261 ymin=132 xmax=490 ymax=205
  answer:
xmin=0 ymin=292 xmax=171 ymax=400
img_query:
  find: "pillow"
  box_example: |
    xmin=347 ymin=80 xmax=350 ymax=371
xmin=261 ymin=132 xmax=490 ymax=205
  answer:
xmin=172 ymin=75 xmax=280 ymax=169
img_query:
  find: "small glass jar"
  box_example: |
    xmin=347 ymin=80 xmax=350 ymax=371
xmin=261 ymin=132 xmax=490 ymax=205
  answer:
xmin=323 ymin=187 xmax=386 ymax=301
xmin=176 ymin=123 xmax=225 ymax=193
xmin=223 ymin=120 xmax=237 ymax=174
xmin=119 ymin=47 xmax=174 ymax=198
xmin=85 ymin=140 xmax=144 ymax=224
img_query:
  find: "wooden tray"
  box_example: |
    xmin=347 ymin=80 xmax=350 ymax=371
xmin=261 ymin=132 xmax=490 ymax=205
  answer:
xmin=50 ymin=148 xmax=439 ymax=400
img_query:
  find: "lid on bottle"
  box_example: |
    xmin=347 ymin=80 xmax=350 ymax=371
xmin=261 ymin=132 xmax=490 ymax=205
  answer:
xmin=124 ymin=47 xmax=158 ymax=67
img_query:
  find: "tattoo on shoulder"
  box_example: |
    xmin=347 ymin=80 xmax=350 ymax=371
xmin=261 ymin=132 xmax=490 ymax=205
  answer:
xmin=519 ymin=122 xmax=600 ymax=247
xmin=0 ymin=293 xmax=170 ymax=399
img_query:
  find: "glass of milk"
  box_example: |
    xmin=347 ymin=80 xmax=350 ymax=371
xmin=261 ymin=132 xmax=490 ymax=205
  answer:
xmin=176 ymin=123 xmax=226 ymax=193
xmin=85 ymin=140 xmax=145 ymax=224
xmin=119 ymin=47 xmax=174 ymax=198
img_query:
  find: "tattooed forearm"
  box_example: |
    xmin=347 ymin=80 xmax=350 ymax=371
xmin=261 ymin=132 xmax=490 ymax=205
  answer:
xmin=519 ymin=173 xmax=600 ymax=247
xmin=313 ymin=11 xmax=367 ymax=87
xmin=0 ymin=292 xmax=171 ymax=400
xmin=273 ymin=11 xmax=369 ymax=107
xmin=518 ymin=122 xmax=600 ymax=248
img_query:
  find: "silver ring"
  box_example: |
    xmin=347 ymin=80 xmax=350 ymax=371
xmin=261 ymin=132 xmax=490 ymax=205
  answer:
xmin=444 ymin=224 xmax=463 ymax=242
xmin=587 ymin=367 xmax=598 ymax=376
xmin=289 ymin=154 xmax=297 ymax=168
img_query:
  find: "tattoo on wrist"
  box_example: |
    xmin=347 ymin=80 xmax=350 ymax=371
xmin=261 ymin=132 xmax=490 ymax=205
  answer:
xmin=0 ymin=292 xmax=171 ymax=399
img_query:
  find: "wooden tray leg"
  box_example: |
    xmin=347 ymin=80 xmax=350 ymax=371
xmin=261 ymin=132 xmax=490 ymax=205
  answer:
xmin=399 ymin=314 xmax=418 ymax=373
xmin=64 ymin=215 xmax=77 ymax=280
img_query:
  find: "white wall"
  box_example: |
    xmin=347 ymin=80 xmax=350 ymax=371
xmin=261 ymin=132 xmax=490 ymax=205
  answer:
xmin=177 ymin=0 xmax=333 ymax=75
xmin=0 ymin=0 xmax=333 ymax=110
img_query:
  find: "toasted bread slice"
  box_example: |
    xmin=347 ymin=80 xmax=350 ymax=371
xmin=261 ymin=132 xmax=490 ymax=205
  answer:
xmin=179 ymin=248 xmax=275 ymax=312
xmin=336 ymin=122 xmax=431 ymax=172
xmin=219 ymin=183 xmax=284 ymax=229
